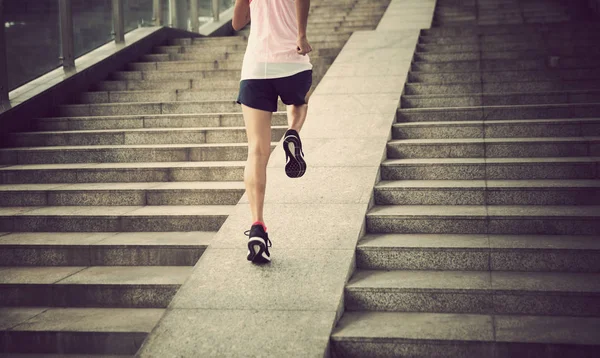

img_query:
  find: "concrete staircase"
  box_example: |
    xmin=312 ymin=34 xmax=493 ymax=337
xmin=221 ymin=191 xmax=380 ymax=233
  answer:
xmin=331 ymin=1 xmax=600 ymax=357
xmin=0 ymin=0 xmax=389 ymax=356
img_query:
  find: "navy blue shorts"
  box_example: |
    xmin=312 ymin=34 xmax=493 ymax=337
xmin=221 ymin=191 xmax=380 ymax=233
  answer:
xmin=237 ymin=70 xmax=313 ymax=113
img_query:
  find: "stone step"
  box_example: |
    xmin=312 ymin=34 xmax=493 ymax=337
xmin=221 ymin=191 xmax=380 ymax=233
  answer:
xmin=356 ymin=233 xmax=600 ymax=272
xmin=414 ymin=49 xmax=600 ymax=62
xmin=0 ymin=161 xmax=246 ymax=184
xmin=0 ymin=142 xmax=276 ymax=165
xmin=345 ymin=269 xmax=600 ymax=316
xmin=374 ymin=179 xmax=600 ymax=205
xmin=0 ymin=231 xmax=214 ymax=266
xmin=6 ymin=126 xmax=286 ymax=147
xmin=392 ymin=118 xmax=600 ymax=139
xmin=127 ymin=60 xmax=242 ymax=72
xmin=381 ymin=157 xmax=600 ymax=180
xmin=35 ymin=113 xmax=287 ymax=131
xmin=397 ymin=103 xmax=600 ymax=122
xmin=0 ymin=181 xmax=246 ymax=206
xmin=331 ymin=311 xmax=600 ymax=357
xmin=416 ymin=41 xmax=600 ymax=53
xmin=386 ymin=137 xmax=600 ymax=159
xmin=95 ymin=78 xmax=240 ymax=92
xmin=404 ymin=80 xmax=600 ymax=96
xmin=421 ymin=22 xmax=600 ymax=37
xmin=57 ymin=100 xmax=285 ymax=117
xmin=0 ymin=266 xmax=192 ymax=308
xmin=401 ymin=90 xmax=600 ymax=108
xmin=366 ymin=204 xmax=600 ymax=235
xmin=0 ymin=205 xmax=233 ymax=232
xmin=0 ymin=307 xmax=163 ymax=355
xmin=412 ymin=57 xmax=600 ymax=73
xmin=111 ymin=69 xmax=240 ymax=81
xmin=141 ymin=51 xmax=245 ymax=63
xmin=0 ymin=354 xmax=132 ymax=358
xmin=154 ymin=44 xmax=245 ymax=55
xmin=408 ymin=69 xmax=600 ymax=84
xmin=169 ymin=36 xmax=247 ymax=46
xmin=419 ymin=32 xmax=600 ymax=45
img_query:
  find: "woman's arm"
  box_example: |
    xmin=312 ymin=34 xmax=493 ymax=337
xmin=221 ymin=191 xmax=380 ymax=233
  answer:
xmin=232 ymin=0 xmax=251 ymax=31
xmin=296 ymin=0 xmax=312 ymax=55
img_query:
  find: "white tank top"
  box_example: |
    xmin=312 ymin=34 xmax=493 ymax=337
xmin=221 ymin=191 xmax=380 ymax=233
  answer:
xmin=240 ymin=0 xmax=313 ymax=80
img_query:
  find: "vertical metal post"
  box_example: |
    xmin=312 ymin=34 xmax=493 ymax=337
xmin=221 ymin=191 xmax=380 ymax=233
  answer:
xmin=190 ymin=0 xmax=199 ymax=32
xmin=113 ymin=0 xmax=125 ymax=43
xmin=212 ymin=0 xmax=220 ymax=21
xmin=169 ymin=0 xmax=177 ymax=27
xmin=58 ymin=0 xmax=75 ymax=72
xmin=0 ymin=0 xmax=9 ymax=102
xmin=153 ymin=0 xmax=163 ymax=25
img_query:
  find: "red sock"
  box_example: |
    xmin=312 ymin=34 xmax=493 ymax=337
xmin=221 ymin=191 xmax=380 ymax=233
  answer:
xmin=252 ymin=221 xmax=267 ymax=232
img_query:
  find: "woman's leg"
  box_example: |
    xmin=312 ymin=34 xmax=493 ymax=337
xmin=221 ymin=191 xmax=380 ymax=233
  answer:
xmin=287 ymin=103 xmax=308 ymax=132
xmin=242 ymin=104 xmax=273 ymax=224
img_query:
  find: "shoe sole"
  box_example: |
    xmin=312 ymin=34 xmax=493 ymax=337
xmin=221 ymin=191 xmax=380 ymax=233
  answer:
xmin=283 ymin=135 xmax=306 ymax=178
xmin=247 ymin=237 xmax=271 ymax=263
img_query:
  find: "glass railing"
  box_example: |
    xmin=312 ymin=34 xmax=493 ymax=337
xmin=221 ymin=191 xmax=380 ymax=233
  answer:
xmin=0 ymin=0 xmax=236 ymax=102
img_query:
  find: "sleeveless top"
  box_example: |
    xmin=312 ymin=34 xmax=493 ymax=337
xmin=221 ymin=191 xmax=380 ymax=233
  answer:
xmin=240 ymin=0 xmax=313 ymax=80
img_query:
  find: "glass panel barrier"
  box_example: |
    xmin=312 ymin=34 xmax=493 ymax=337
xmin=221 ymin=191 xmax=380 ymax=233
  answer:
xmin=71 ymin=0 xmax=114 ymax=58
xmin=4 ymin=0 xmax=61 ymax=91
xmin=125 ymin=0 xmax=155 ymax=32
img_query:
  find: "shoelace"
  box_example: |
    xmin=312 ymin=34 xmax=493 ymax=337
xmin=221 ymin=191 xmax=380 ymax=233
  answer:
xmin=244 ymin=230 xmax=272 ymax=247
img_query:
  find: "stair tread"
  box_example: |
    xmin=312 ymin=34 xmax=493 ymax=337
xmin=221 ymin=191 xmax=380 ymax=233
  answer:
xmin=0 ymin=181 xmax=245 ymax=191
xmin=398 ymin=102 xmax=600 ymax=111
xmin=367 ymin=205 xmax=600 ymax=217
xmin=388 ymin=136 xmax=600 ymax=144
xmin=347 ymin=269 xmax=600 ymax=292
xmin=0 ymin=142 xmax=277 ymax=150
xmin=376 ymin=179 xmax=600 ymax=189
xmin=37 ymin=112 xmax=286 ymax=121
xmin=358 ymin=233 xmax=600 ymax=250
xmin=0 ymin=306 xmax=164 ymax=332
xmin=393 ymin=118 xmax=600 ymax=126
xmin=332 ymin=311 xmax=600 ymax=345
xmin=12 ymin=126 xmax=286 ymax=136
xmin=0 ymin=266 xmax=192 ymax=285
xmin=382 ymin=156 xmax=600 ymax=165
xmin=0 ymin=161 xmax=246 ymax=170
xmin=0 ymin=205 xmax=235 ymax=217
xmin=0 ymin=231 xmax=215 ymax=247
xmin=402 ymin=89 xmax=600 ymax=98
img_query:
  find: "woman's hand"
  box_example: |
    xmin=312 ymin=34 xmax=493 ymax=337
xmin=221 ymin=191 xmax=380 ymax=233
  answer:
xmin=296 ymin=36 xmax=312 ymax=55
xmin=232 ymin=0 xmax=251 ymax=31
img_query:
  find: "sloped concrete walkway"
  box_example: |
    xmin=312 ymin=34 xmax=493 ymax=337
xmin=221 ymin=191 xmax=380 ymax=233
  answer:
xmin=137 ymin=1 xmax=436 ymax=356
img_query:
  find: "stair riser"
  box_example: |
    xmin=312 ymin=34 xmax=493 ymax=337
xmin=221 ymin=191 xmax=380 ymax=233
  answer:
xmin=356 ymin=248 xmax=600 ymax=272
xmin=415 ymin=50 xmax=600 ymax=62
xmin=111 ymin=69 xmax=240 ymax=81
xmin=0 ymin=146 xmax=262 ymax=165
xmin=7 ymin=128 xmax=285 ymax=147
xmin=374 ymin=188 xmax=600 ymax=205
xmin=332 ymin=340 xmax=597 ymax=358
xmin=57 ymin=101 xmax=283 ymax=117
xmin=386 ymin=142 xmax=597 ymax=159
xmin=366 ymin=216 xmax=600 ymax=235
xmin=142 ymin=52 xmax=241 ymax=63
xmin=421 ymin=23 xmax=600 ymax=37
xmin=0 ymin=246 xmax=204 ymax=266
xmin=2 ymin=331 xmax=146 ymax=355
xmin=0 ymin=166 xmax=245 ymax=184
xmin=0 ymin=285 xmax=178 ymax=308
xmin=402 ymin=92 xmax=600 ymax=108
xmin=419 ymin=33 xmax=600 ymax=45
xmin=404 ymin=81 xmax=600 ymax=95
xmin=35 ymin=114 xmax=287 ymax=131
xmin=154 ymin=44 xmax=245 ymax=55
xmin=95 ymin=79 xmax=239 ymax=92
xmin=171 ymin=37 xmax=246 ymax=46
xmin=345 ymin=290 xmax=600 ymax=316
xmin=0 ymin=189 xmax=244 ymax=206
xmin=412 ymin=58 xmax=600 ymax=72
xmin=417 ymin=42 xmax=600 ymax=53
xmin=397 ymin=104 xmax=600 ymax=122
xmin=0 ymin=215 xmax=227 ymax=232
xmin=381 ymin=162 xmax=599 ymax=180
xmin=393 ymin=122 xmax=600 ymax=139
xmin=128 ymin=61 xmax=242 ymax=72
xmin=408 ymin=70 xmax=600 ymax=84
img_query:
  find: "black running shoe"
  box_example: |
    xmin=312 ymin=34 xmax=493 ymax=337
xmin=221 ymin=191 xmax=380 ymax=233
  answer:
xmin=245 ymin=224 xmax=272 ymax=263
xmin=283 ymin=129 xmax=306 ymax=178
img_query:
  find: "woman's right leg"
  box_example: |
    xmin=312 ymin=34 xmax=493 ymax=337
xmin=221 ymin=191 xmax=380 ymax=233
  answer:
xmin=242 ymin=104 xmax=273 ymax=224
